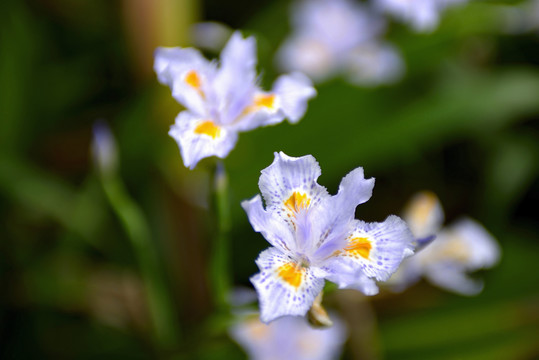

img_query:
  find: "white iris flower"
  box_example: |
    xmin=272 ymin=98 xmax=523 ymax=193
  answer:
xmin=154 ymin=32 xmax=316 ymax=169
xmin=242 ymin=152 xmax=414 ymax=323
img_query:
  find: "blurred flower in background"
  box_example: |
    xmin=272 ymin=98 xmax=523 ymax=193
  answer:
xmin=277 ymin=0 xmax=404 ymax=86
xmin=374 ymin=0 xmax=467 ymax=32
xmin=230 ymin=313 xmax=347 ymax=360
xmin=190 ymin=21 xmax=233 ymax=53
xmin=155 ymin=32 xmax=316 ymax=169
xmin=388 ymin=192 xmax=501 ymax=295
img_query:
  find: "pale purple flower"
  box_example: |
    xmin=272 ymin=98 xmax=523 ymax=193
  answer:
xmin=155 ymin=32 xmax=316 ymax=169
xmin=414 ymin=218 xmax=500 ymax=295
xmin=277 ymin=0 xmax=403 ymax=86
xmin=403 ymin=191 xmax=444 ymax=242
xmin=374 ymin=0 xmax=468 ymax=32
xmin=230 ymin=314 xmax=347 ymax=360
xmin=242 ymin=152 xmax=414 ymax=323
xmin=388 ymin=191 xmax=501 ymax=295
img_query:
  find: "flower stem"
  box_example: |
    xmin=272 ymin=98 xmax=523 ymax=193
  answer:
xmin=101 ymin=173 xmax=180 ymax=348
xmin=209 ymin=160 xmax=231 ymax=313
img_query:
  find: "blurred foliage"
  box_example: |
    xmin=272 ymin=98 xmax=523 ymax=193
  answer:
xmin=1 ymin=0 xmax=538 ymax=359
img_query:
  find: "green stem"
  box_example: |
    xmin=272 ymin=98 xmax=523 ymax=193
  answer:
xmin=209 ymin=161 xmax=231 ymax=313
xmin=101 ymin=173 xmax=180 ymax=348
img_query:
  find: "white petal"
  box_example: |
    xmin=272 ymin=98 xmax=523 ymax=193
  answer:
xmin=229 ymin=73 xmax=316 ymax=132
xmin=220 ymin=31 xmax=257 ymax=74
xmin=316 ymin=264 xmax=379 ymax=295
xmin=326 ymin=215 xmax=414 ymax=283
xmin=424 ymin=264 xmax=484 ymax=295
xmin=259 ymin=152 xmax=328 ymax=210
xmin=213 ymin=32 xmax=258 ymax=124
xmin=251 ymin=247 xmax=325 ymax=324
xmin=168 ymin=111 xmax=238 ymax=169
xmin=257 ymin=152 xmax=330 ymax=240
xmin=153 ymin=47 xmax=209 ymax=115
xmin=154 ymin=47 xmax=205 ymax=86
xmin=307 ymin=167 xmax=374 ymax=262
xmin=241 ymin=195 xmax=296 ymax=253
xmin=272 ymin=72 xmax=317 ymax=123
xmin=449 ymin=218 xmax=500 ymax=269
xmin=331 ymin=167 xmax=375 ymax=222
xmin=227 ymin=89 xmax=285 ymax=133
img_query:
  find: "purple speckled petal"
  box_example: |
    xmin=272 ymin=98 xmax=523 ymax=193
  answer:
xmin=251 ymin=247 xmax=325 ymax=324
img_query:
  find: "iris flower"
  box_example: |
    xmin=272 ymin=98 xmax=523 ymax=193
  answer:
xmin=242 ymin=152 xmax=414 ymax=323
xmin=230 ymin=314 xmax=347 ymax=360
xmin=154 ymin=32 xmax=316 ymax=169
xmin=388 ymin=191 xmax=500 ymax=295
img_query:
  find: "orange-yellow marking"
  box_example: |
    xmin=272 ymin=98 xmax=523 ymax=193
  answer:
xmin=254 ymin=93 xmax=276 ymax=110
xmin=194 ymin=121 xmax=221 ymax=139
xmin=184 ymin=70 xmax=202 ymax=89
xmin=344 ymin=237 xmax=372 ymax=259
xmin=284 ymin=192 xmax=311 ymax=213
xmin=277 ymin=262 xmax=304 ymax=288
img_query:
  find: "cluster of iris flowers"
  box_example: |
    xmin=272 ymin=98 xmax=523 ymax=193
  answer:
xmin=150 ymin=0 xmax=500 ymax=358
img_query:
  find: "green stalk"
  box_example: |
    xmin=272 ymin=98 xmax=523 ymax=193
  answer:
xmin=209 ymin=161 xmax=231 ymax=313
xmin=101 ymin=173 xmax=180 ymax=348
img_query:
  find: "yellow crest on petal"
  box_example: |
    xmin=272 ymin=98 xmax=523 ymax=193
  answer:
xmin=184 ymin=70 xmax=202 ymax=89
xmin=254 ymin=93 xmax=277 ymax=110
xmin=277 ymin=262 xmax=304 ymax=289
xmin=344 ymin=237 xmax=372 ymax=259
xmin=194 ymin=121 xmax=221 ymax=139
xmin=284 ymin=192 xmax=311 ymax=214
